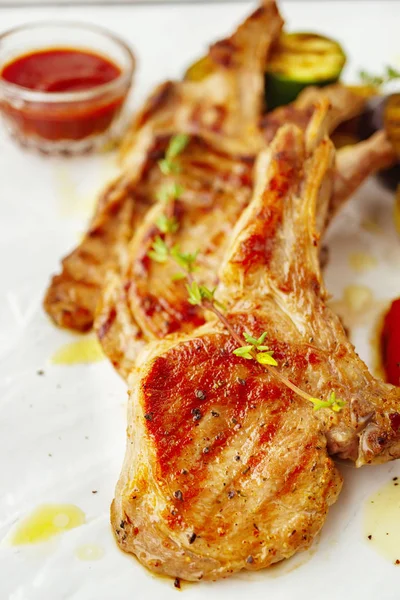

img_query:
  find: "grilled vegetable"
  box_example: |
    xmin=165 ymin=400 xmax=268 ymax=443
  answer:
xmin=265 ymin=32 xmax=346 ymax=109
xmin=384 ymin=94 xmax=400 ymax=157
xmin=381 ymin=298 xmax=400 ymax=386
xmin=357 ymin=93 xmax=400 ymax=189
xmin=395 ymin=185 xmax=400 ymax=236
xmin=184 ymin=56 xmax=214 ymax=82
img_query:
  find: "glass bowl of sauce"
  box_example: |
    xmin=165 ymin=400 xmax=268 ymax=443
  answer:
xmin=0 ymin=21 xmax=135 ymax=154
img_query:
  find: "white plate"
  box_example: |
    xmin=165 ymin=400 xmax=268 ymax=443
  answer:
xmin=1 ymin=2 xmax=400 ymax=599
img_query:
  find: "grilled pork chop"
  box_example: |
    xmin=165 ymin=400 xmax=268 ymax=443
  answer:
xmin=43 ymin=0 xmax=283 ymax=333
xmin=43 ymin=0 xmax=394 ymax=338
xmin=112 ymin=106 xmax=400 ymax=580
xmin=95 ymin=121 xmax=395 ymax=379
xmin=111 ymin=110 xmax=345 ymax=580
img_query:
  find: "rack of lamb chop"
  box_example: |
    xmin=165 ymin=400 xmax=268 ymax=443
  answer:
xmin=43 ymin=0 xmax=395 ymax=360
xmin=110 ymin=103 xmax=400 ymax=581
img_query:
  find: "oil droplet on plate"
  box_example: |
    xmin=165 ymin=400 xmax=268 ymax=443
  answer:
xmin=364 ymin=478 xmax=400 ymax=564
xmin=361 ymin=217 xmax=382 ymax=235
xmin=348 ymin=251 xmax=377 ymax=273
xmin=75 ymin=543 xmax=105 ymax=561
xmin=51 ymin=336 xmax=104 ymax=365
xmin=343 ymin=284 xmax=374 ymax=313
xmin=10 ymin=504 xmax=85 ymax=545
xmin=329 ymin=284 xmax=376 ymax=329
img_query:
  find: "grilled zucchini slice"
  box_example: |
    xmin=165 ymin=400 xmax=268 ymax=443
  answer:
xmin=265 ymin=32 xmax=346 ymax=109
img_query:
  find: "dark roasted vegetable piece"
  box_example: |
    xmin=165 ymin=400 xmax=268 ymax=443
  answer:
xmin=357 ymin=93 xmax=400 ymax=189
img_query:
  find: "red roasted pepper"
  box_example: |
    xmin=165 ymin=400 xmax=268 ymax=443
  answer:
xmin=381 ymin=298 xmax=400 ymax=386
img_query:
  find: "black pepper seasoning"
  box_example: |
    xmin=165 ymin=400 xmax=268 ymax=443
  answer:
xmin=191 ymin=407 xmax=202 ymax=422
xmin=228 ymin=490 xmax=235 ymax=499
xmin=188 ymin=532 xmax=197 ymax=544
xmin=174 ymin=490 xmax=183 ymax=501
xmin=195 ymin=389 xmax=207 ymax=401
xmin=174 ymin=578 xmax=181 ymax=588
xmin=246 ymin=555 xmax=254 ymax=564
xmin=211 ymin=411 xmax=220 ymax=417
xmin=144 ymin=413 xmax=153 ymax=421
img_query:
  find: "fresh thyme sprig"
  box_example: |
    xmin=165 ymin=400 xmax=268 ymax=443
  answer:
xmin=359 ymin=65 xmax=400 ymax=88
xmin=155 ymin=214 xmax=179 ymax=234
xmin=309 ymin=391 xmax=345 ymax=413
xmin=233 ymin=331 xmax=278 ymax=366
xmin=154 ymin=133 xmax=189 ymax=239
xmin=232 ymin=333 xmax=345 ymax=410
xmin=147 ymin=235 xmax=345 ymax=414
xmin=158 ymin=134 xmax=189 ymax=175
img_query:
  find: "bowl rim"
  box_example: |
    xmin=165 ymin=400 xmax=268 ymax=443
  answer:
xmin=0 ymin=20 xmax=135 ymax=104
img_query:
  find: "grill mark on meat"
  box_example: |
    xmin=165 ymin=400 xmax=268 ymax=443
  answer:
xmin=261 ymin=106 xmax=314 ymax=144
xmin=122 ymin=140 xmax=253 ymax=340
xmin=210 ymin=39 xmax=238 ymax=68
xmin=97 ymin=306 xmax=117 ymax=340
xmin=135 ymin=81 xmax=176 ymax=130
xmin=143 ymin=330 xmax=313 ymax=516
xmin=231 ymin=146 xmax=298 ymax=270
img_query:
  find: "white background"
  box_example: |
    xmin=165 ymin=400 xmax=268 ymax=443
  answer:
xmin=1 ymin=2 xmax=400 ymax=599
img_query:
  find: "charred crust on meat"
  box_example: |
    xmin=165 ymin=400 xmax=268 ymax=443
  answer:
xmin=191 ymin=407 xmax=202 ymax=421
xmin=174 ymin=577 xmax=181 ymax=589
xmin=136 ymin=82 xmax=176 ymax=129
xmin=188 ymin=532 xmax=197 ymax=544
xmin=389 ymin=412 xmax=400 ymax=432
xmin=97 ymin=306 xmax=116 ymax=340
xmin=209 ymin=39 xmax=237 ymax=69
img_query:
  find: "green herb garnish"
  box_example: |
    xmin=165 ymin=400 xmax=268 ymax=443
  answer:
xmin=359 ymin=65 xmax=400 ymax=87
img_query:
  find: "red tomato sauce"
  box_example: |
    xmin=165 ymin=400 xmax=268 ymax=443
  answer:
xmin=0 ymin=48 xmax=124 ymax=142
xmin=381 ymin=298 xmax=400 ymax=386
